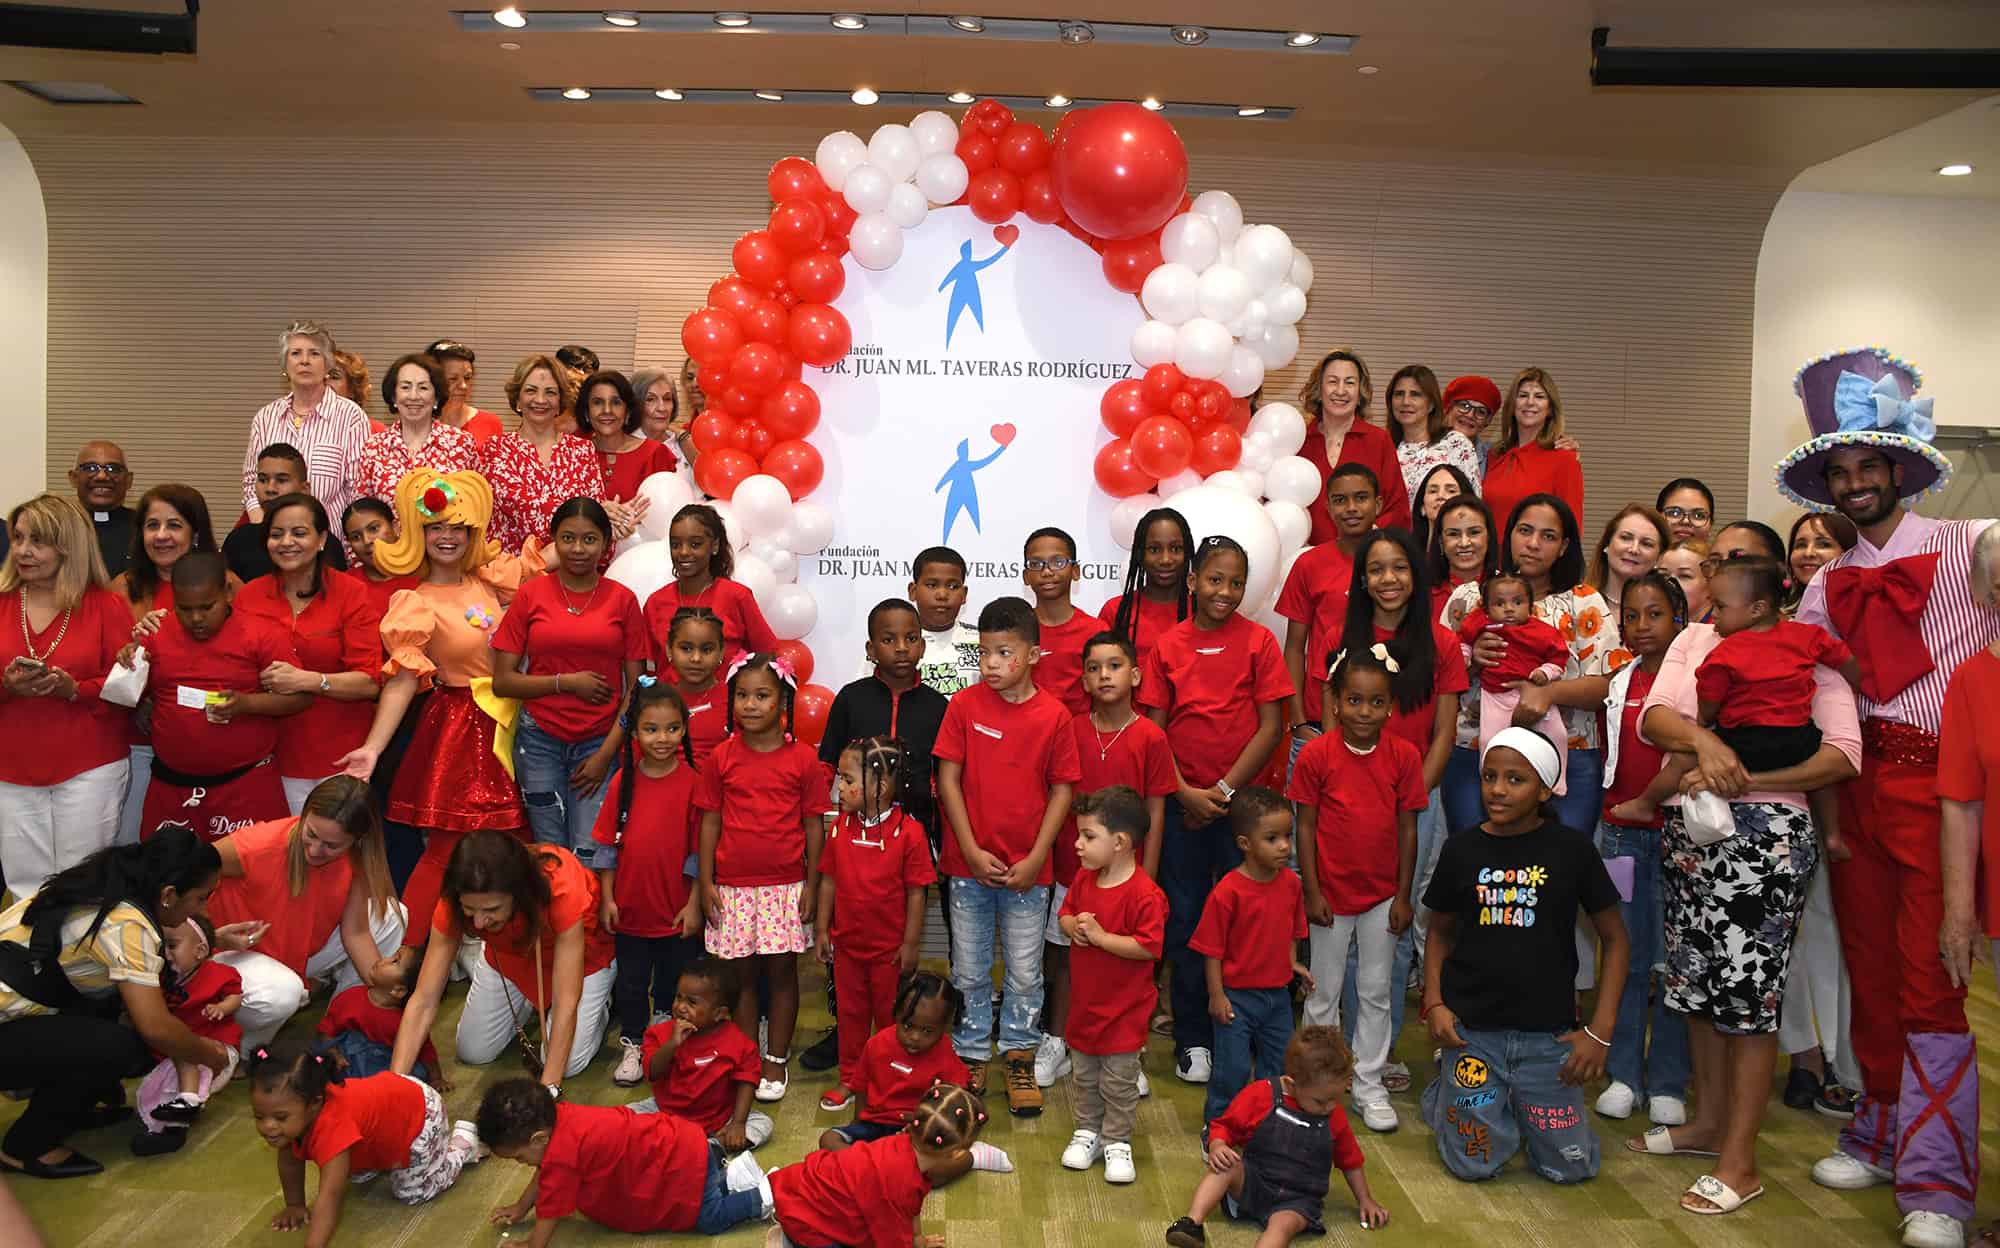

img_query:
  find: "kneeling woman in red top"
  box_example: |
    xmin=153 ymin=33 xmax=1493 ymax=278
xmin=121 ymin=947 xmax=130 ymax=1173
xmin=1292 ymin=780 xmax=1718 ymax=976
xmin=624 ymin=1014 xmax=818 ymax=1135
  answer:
xmin=387 ymin=832 xmax=615 ymax=1090
xmin=773 ymin=1082 xmax=985 ymax=1248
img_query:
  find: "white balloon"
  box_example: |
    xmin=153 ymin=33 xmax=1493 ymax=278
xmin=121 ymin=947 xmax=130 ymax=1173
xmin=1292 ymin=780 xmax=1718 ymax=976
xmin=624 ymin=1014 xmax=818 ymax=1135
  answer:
xmin=635 ymin=472 xmax=695 ymax=541
xmin=814 ymin=131 xmax=867 ymax=192
xmin=842 ymin=163 xmax=893 ymax=216
xmin=748 ymin=541 xmax=798 ymax=583
xmin=1130 ymin=319 xmax=1178 ymax=369
xmin=734 ymin=553 xmax=778 ymax=607
xmin=1204 ymin=469 xmax=1254 ymax=495
xmin=1264 ymin=455 xmax=1322 ymax=507
xmin=730 ymin=474 xmax=794 ymax=539
xmin=1190 ymin=190 xmax=1244 ymax=243
xmin=1288 ymin=249 xmax=1315 ymax=293
xmin=1252 ymin=323 xmax=1300 ymax=369
xmin=1214 ymin=240 xmax=1236 ymax=270
xmin=604 ymin=540 xmax=675 ymax=606
xmin=1239 ymin=432 xmax=1277 ymax=473
xmin=866 ymin=123 xmax=921 ymax=183
xmin=914 ymin=153 xmax=969 ymax=206
xmin=1265 ymin=282 xmax=1307 ymax=327
xmin=1245 ymin=401 xmax=1307 ymax=456
xmin=885 ymin=181 xmax=928 ymax=228
xmin=909 ymin=110 xmax=959 ymax=158
xmin=1110 ymin=493 xmax=1161 ymax=550
xmin=1139 ymin=263 xmax=1200 ymax=326
xmin=1265 ymin=500 xmax=1310 ymax=554
xmin=1234 ymin=224 xmax=1295 ymax=295
xmin=1195 ymin=264 xmax=1252 ymax=325
xmin=785 ymin=500 xmax=833 ymax=554
xmin=765 ymin=583 xmax=819 ymax=641
xmin=707 ymin=500 xmax=745 ymax=545
xmin=1235 ymin=468 xmax=1265 ymax=500
xmin=1219 ymin=344 xmax=1265 ymax=398
xmin=1157 ymin=467 xmax=1204 ymax=499
xmin=1158 ymin=212 xmax=1220 ymax=272
xmin=848 ymin=212 xmax=904 ymax=270
xmin=1172 ymin=317 xmax=1234 ymax=380
xmin=1167 ymin=485 xmax=1281 ymax=616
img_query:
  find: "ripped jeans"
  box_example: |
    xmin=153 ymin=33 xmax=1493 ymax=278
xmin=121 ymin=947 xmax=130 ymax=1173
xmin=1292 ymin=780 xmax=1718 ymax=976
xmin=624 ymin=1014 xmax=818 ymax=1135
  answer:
xmin=513 ymin=709 xmax=615 ymax=866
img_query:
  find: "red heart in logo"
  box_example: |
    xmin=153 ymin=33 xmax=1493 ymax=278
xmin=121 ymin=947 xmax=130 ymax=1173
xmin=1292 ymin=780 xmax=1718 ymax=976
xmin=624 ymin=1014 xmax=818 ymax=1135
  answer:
xmin=990 ymin=423 xmax=1017 ymax=446
xmin=993 ymin=224 xmax=1020 ymax=247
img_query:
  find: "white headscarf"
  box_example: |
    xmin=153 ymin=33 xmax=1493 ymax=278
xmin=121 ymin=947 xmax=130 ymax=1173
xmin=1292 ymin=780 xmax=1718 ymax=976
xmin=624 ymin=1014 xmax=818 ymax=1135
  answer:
xmin=1483 ymin=726 xmax=1562 ymax=789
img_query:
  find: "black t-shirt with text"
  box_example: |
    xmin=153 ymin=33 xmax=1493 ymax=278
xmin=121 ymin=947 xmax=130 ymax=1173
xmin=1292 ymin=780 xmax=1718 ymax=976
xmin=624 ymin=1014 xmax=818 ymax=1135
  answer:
xmin=1422 ymin=817 xmax=1620 ymax=1033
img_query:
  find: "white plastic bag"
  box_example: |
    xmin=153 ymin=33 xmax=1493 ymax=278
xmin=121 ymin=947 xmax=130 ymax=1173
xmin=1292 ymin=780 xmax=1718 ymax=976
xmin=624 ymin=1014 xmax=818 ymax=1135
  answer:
xmin=101 ymin=650 xmax=149 ymax=708
xmin=1681 ymin=789 xmax=1736 ymax=846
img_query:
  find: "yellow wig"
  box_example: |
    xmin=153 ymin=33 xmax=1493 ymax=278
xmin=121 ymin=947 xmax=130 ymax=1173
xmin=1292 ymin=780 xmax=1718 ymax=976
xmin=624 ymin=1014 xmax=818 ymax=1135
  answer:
xmin=373 ymin=468 xmax=498 ymax=577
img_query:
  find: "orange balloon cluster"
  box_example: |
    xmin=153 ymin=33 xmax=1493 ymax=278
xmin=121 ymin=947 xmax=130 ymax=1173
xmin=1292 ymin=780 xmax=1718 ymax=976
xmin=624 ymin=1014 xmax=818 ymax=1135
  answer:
xmin=1093 ymin=364 xmax=1248 ymax=496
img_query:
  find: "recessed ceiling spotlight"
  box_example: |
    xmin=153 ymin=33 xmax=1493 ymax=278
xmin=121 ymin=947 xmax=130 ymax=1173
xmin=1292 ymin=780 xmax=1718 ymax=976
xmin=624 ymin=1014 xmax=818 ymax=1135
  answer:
xmin=754 ymin=89 xmax=784 ymax=100
xmin=851 ymin=86 xmax=879 ymax=104
xmin=1237 ymin=105 xmax=1266 ymax=116
xmin=1357 ymin=64 xmax=1379 ymax=75
xmin=1171 ymin=26 xmax=1208 ymax=46
xmin=1045 ymin=93 xmax=1071 ymax=107
xmin=830 ymin=13 xmax=867 ymax=29
xmin=1058 ymin=20 xmax=1094 ymax=45
xmin=603 ymin=11 xmax=639 ymax=26
xmin=1286 ymin=31 xmax=1320 ymax=47
xmin=655 ymin=87 xmax=683 ymax=99
xmin=948 ymin=15 xmax=984 ymax=32
xmin=1939 ymin=163 xmax=1974 ymax=176
xmin=714 ymin=11 xmax=752 ymax=27
xmin=1140 ymin=96 xmax=1163 ymax=111
xmin=493 ymin=6 xmax=527 ymax=28
xmin=947 ymin=90 xmax=975 ymax=103
xmin=561 ymin=86 xmax=591 ymax=99
xmin=499 ymin=41 xmax=521 ymax=50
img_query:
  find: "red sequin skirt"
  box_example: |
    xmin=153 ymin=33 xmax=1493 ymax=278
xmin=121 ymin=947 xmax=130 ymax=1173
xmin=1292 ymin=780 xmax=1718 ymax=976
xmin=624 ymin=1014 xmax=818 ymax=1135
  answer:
xmin=389 ymin=685 xmax=524 ymax=832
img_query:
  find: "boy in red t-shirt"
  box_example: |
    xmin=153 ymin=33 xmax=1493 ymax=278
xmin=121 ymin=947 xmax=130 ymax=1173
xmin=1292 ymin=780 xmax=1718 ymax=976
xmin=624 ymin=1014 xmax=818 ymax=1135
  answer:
xmin=639 ymin=958 xmax=772 ymax=1149
xmin=314 ymin=955 xmax=443 ymax=1087
xmin=1188 ymin=788 xmax=1312 ymax=1124
xmin=933 ymin=597 xmax=1083 ymax=1116
xmin=1056 ymin=786 xmax=1167 ymax=1186
xmin=1276 ymin=464 xmax=1382 ymax=757
xmin=1024 ymin=527 xmax=1102 ymax=717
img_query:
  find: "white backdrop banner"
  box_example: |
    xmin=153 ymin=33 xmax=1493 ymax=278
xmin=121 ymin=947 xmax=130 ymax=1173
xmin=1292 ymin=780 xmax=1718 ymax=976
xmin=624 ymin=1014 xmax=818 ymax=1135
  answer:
xmin=801 ymin=207 xmax=1144 ymax=676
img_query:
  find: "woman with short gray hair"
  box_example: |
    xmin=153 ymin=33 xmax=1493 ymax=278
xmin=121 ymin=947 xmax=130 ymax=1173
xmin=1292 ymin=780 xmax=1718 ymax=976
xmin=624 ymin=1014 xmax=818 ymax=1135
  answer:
xmin=241 ymin=320 xmax=370 ymax=527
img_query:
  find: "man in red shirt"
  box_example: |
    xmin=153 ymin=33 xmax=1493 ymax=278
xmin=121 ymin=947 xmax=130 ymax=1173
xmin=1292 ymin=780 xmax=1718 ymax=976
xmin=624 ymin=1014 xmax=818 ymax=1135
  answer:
xmin=1277 ymin=464 xmax=1382 ymax=761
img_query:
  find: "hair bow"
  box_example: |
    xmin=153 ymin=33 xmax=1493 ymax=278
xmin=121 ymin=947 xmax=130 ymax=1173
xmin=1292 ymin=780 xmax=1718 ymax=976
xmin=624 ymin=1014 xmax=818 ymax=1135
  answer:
xmin=1329 ymin=643 xmax=1401 ymax=678
xmin=1833 ymin=369 xmax=1936 ymax=443
xmin=723 ymin=652 xmax=755 ymax=684
xmin=635 ymin=674 xmax=657 ymax=689
xmin=767 ymin=656 xmax=798 ymax=689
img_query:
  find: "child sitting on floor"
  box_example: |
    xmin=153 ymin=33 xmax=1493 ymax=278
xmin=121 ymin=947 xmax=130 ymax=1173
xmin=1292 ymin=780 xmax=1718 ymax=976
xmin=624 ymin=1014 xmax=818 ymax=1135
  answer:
xmin=134 ymin=917 xmax=241 ymax=1149
xmin=314 ymin=955 xmax=441 ymax=1087
xmin=639 ymin=957 xmax=773 ymax=1149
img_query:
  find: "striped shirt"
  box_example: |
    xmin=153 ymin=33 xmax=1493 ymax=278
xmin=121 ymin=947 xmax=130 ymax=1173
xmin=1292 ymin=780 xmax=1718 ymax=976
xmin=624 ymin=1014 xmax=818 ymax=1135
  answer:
xmin=0 ymin=896 xmax=163 ymax=1022
xmin=1796 ymin=513 xmax=1998 ymax=737
xmin=242 ymin=390 xmax=372 ymax=523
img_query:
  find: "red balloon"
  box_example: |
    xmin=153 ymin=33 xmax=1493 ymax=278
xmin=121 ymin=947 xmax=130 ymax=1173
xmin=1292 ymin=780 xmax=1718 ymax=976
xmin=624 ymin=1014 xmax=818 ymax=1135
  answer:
xmin=731 ymin=419 xmax=774 ymax=462
xmin=1190 ymin=423 xmax=1243 ymax=476
xmin=816 ymin=191 xmax=858 ymax=239
xmin=768 ymin=197 xmax=827 ymax=257
xmin=793 ymin=682 xmax=835 ymax=748
xmin=761 ymin=438 xmax=824 ymax=500
xmin=695 ymin=447 xmax=757 ymax=499
xmin=728 ymin=342 xmax=785 ymax=397
xmin=786 ymin=303 xmax=851 ymax=368
xmin=1050 ymin=102 xmax=1190 ymax=240
xmin=732 ymin=230 xmax=788 ymax=291
xmin=681 ymin=307 xmax=742 ymax=367
xmin=708 ymin=276 xmax=761 ymax=320
xmin=996 ymin=121 xmax=1051 ymax=175
xmin=1140 ymin=363 xmax=1186 ymax=410
xmin=955 ymin=132 xmax=996 ymax=178
xmin=1167 ymin=391 xmax=1197 ymax=424
xmin=1021 ymin=169 xmax=1063 ymax=225
xmin=821 ymin=232 xmax=850 ymax=259
xmin=690 ymin=410 xmax=737 ymax=454
xmin=766 ymin=156 xmax=824 ymax=203
xmin=786 ymin=251 xmax=845 ymax=304
xmin=1194 ymin=380 xmax=1230 ymax=424
xmin=1060 ymin=217 xmax=1099 ymax=250
xmin=719 ymin=385 xmax=762 ymax=419
xmin=1100 ymin=234 xmax=1163 ymax=295
xmin=777 ymin=350 xmax=802 ymax=382
xmin=696 ymin=362 xmax=729 ymax=397
xmin=759 ymin=380 xmax=821 ymax=441
xmin=773 ymin=639 xmax=815 ymax=687
xmin=973 ymin=100 xmax=1014 ymax=138
xmin=1093 ymin=438 xmax=1156 ymax=497
xmin=1227 ymin=396 xmax=1254 ymax=432
xmin=1099 ymin=378 xmax=1151 ymax=438
xmin=1131 ymin=415 xmax=1194 ymax=480
xmin=738 ymin=298 xmax=788 ymax=348
xmin=966 ymin=169 xmax=1023 ymax=225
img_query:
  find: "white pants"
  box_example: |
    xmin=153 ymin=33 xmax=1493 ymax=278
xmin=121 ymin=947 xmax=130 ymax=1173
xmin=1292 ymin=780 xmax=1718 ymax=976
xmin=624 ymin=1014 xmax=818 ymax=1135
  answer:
xmin=117 ymin=744 xmax=152 ymax=847
xmin=282 ymin=775 xmax=335 ymax=815
xmin=1778 ymin=863 xmax=1861 ymax=1088
xmin=222 ymin=900 xmax=408 ymax=1050
xmin=454 ymin=953 xmax=616 ymax=1079
xmin=1304 ymin=897 xmax=1395 ymax=1104
xmin=0 ymin=757 xmax=129 ymax=895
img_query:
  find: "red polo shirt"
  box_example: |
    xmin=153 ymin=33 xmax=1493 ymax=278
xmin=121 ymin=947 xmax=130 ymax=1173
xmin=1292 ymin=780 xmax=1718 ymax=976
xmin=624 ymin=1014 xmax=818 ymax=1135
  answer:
xmin=537 ymin=1102 xmax=708 ymax=1233
xmin=145 ymin=609 xmax=300 ymax=775
xmin=1030 ymin=603 xmax=1104 ymax=717
xmin=1096 ymin=591 xmax=1183 ymax=670
xmin=691 ymin=736 xmax=830 ymax=887
xmin=643 ymin=578 xmax=778 ymax=670
xmin=1057 ymin=710 xmax=1177 ymax=884
xmin=1300 ymin=418 xmax=1411 ymax=544
xmin=1275 ymin=542 xmax=1356 ymax=722
xmin=1481 ymin=441 xmax=1582 ymax=540
xmin=234 ymin=573 xmax=383 ymax=778
xmin=772 ymin=1133 xmax=931 ymax=1248
xmin=680 ymin=682 xmax=726 ymax=771
xmin=293 ymin=1072 xmax=427 ymax=1172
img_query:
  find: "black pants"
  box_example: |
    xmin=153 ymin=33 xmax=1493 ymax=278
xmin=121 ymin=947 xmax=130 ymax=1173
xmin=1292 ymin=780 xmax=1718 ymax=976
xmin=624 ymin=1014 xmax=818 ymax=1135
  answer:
xmin=613 ymin=932 xmax=703 ymax=1040
xmin=371 ymin=690 xmax=430 ymax=891
xmin=1714 ymin=721 xmax=1822 ymax=775
xmin=0 ymin=1014 xmax=147 ymax=1159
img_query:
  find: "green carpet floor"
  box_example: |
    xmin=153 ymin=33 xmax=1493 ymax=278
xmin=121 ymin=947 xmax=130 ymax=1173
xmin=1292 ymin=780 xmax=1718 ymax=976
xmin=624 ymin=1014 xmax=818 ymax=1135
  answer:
xmin=5 ymin=956 xmax=1990 ymax=1247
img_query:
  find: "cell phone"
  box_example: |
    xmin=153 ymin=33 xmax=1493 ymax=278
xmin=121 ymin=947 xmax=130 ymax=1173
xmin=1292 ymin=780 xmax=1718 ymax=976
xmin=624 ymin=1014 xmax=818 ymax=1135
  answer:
xmin=9 ymin=657 xmax=45 ymax=673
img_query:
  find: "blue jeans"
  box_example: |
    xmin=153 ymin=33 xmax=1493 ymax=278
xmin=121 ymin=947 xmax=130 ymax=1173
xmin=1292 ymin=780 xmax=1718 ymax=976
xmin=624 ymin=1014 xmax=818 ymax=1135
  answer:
xmin=1595 ymin=820 xmax=1689 ymax=1098
xmin=1421 ymin=1027 xmax=1600 ymax=1183
xmin=514 ymin=710 xmax=616 ymax=866
xmin=1159 ymin=800 xmax=1244 ymax=1057
xmin=946 ymin=876 xmax=1050 ymax=1060
xmin=1550 ymin=749 xmax=1602 ymax=837
xmin=1208 ymin=986 xmax=1292 ymax=1123
xmin=696 ymin=1143 xmax=766 ymax=1234
xmin=1441 ymin=746 xmax=1484 ymax=836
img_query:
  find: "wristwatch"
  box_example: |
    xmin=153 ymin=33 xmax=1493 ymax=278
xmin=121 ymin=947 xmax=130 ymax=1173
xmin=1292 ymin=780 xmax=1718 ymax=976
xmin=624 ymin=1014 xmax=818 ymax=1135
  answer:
xmin=1216 ymin=780 xmax=1236 ymax=800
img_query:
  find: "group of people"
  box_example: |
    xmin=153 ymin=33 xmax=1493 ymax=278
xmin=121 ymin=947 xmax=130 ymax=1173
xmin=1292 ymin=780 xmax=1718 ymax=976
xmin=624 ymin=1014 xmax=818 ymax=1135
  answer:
xmin=0 ymin=331 xmax=1995 ymax=1248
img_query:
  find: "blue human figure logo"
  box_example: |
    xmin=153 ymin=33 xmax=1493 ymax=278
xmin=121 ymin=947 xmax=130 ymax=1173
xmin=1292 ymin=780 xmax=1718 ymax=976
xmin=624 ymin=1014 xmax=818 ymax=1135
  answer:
xmin=938 ymin=237 xmax=1012 ymax=348
xmin=935 ymin=436 xmax=1009 ymax=544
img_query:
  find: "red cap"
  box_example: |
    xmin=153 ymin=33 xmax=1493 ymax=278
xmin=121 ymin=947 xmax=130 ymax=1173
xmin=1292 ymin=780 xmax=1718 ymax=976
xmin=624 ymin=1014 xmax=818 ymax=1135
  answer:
xmin=1442 ymin=375 xmax=1502 ymax=413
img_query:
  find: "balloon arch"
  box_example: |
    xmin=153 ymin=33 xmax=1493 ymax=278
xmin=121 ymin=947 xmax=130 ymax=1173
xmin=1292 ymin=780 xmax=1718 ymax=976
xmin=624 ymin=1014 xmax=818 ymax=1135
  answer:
xmin=609 ymin=99 xmax=1323 ymax=746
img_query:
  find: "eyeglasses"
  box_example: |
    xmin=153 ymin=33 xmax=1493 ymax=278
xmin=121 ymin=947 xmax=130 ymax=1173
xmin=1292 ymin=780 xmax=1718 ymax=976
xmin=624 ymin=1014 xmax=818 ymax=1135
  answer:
xmin=1451 ymin=400 xmax=1492 ymax=422
xmin=1663 ymin=506 xmax=1711 ymax=524
xmin=75 ymin=462 xmax=127 ymax=476
xmin=1698 ymin=557 xmax=1723 ymax=577
xmin=1025 ymin=557 xmax=1075 ymax=573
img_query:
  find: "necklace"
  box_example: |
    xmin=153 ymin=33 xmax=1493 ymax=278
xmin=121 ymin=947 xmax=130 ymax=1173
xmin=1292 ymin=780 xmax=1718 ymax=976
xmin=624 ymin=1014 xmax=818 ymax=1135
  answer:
xmin=556 ymin=578 xmax=599 ymax=616
xmin=20 ymin=595 xmax=71 ymax=661
xmin=1090 ymin=710 xmax=1137 ymax=761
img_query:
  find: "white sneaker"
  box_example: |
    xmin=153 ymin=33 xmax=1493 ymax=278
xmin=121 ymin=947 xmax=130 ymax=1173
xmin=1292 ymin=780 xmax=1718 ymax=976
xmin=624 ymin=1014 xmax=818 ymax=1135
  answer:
xmin=1901 ymin=1211 xmax=1965 ymax=1248
xmin=1102 ymin=1141 xmax=1136 ymax=1184
xmin=1594 ymin=1081 xmax=1636 ymax=1120
xmin=1358 ymin=1099 xmax=1399 ymax=1133
xmin=1176 ymin=1047 xmax=1212 ymax=1084
xmin=1034 ymin=1035 xmax=1071 ymax=1087
xmin=612 ymin=1037 xmax=645 ymax=1086
xmin=449 ymin=1119 xmax=484 ymax=1163
xmin=1648 ymin=1095 xmax=1687 ymax=1126
xmin=1812 ymin=1151 xmax=1893 ymax=1190
xmin=1060 ymin=1129 xmax=1103 ymax=1170
xmin=1136 ymin=1069 xmax=1151 ymax=1099
xmin=724 ymin=1149 xmax=765 ymax=1194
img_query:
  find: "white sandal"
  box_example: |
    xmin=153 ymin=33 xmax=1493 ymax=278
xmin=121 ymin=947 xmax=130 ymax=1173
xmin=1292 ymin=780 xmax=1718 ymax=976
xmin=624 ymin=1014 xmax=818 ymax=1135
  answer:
xmin=754 ymin=1051 xmax=789 ymax=1103
xmin=1682 ymin=1174 xmax=1764 ymax=1215
xmin=1628 ymin=1125 xmax=1720 ymax=1158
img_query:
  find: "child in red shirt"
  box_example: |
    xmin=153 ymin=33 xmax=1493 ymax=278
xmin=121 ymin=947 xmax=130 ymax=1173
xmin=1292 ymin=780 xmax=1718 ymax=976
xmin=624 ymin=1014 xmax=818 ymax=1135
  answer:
xmin=640 ymin=958 xmax=772 ymax=1149
xmin=1165 ymin=1027 xmax=1389 ymax=1247
xmin=1458 ymin=573 xmax=1569 ymax=778
xmin=138 ymin=917 xmax=243 ymax=1137
xmin=933 ymin=597 xmax=1083 ymax=1115
xmin=248 ymin=1039 xmax=480 ymax=1239
xmin=481 ymin=1076 xmax=770 ymax=1243
xmin=1056 ymin=786 xmax=1167 ymax=1185
xmin=814 ymin=736 xmax=936 ymax=1110
xmin=1100 ymin=507 xmax=1193 ymax=669
xmin=1277 ymin=465 xmax=1382 ymax=752
xmin=1695 ymin=557 xmax=1858 ymax=772
xmin=593 ymin=679 xmax=704 ymax=1087
xmin=818 ymin=972 xmax=971 ymax=1150
xmin=1024 ymin=526 xmax=1102 ymax=716
xmin=643 ymin=504 xmax=778 ymax=668
xmin=1188 ymin=787 xmax=1311 ymax=1124
xmin=773 ymin=1083 xmax=985 ymax=1248
xmin=1288 ymin=649 xmax=1428 ymax=1130
xmin=314 ymin=957 xmax=442 ymax=1086
xmin=658 ymin=604 xmax=728 ymax=769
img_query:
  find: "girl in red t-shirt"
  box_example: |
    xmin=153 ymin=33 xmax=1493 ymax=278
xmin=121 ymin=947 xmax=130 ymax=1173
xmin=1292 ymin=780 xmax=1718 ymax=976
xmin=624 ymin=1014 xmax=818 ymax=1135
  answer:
xmin=818 ymin=972 xmax=973 ymax=1152
xmin=1101 ymin=507 xmax=1193 ymax=669
xmin=248 ymin=1038 xmax=479 ymax=1239
xmin=694 ymin=654 xmax=832 ymax=1102
xmin=661 ymin=605 xmax=728 ymax=769
xmin=642 ymin=504 xmax=779 ymax=670
xmin=773 ymin=1082 xmax=985 ymax=1248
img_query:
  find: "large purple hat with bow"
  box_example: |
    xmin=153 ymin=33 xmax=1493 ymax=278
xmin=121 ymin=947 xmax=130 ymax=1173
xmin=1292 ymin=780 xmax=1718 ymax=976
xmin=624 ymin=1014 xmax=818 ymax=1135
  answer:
xmin=1775 ymin=346 xmax=1951 ymax=509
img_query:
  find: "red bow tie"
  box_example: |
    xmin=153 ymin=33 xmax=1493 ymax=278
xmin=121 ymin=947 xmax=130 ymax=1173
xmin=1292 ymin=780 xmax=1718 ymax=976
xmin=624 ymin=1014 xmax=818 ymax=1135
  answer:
xmin=1823 ymin=553 xmax=1940 ymax=704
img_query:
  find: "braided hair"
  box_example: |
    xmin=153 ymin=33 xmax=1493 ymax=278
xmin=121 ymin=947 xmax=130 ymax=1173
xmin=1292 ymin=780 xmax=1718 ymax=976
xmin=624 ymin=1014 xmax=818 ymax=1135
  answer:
xmin=909 ymin=1082 xmax=987 ymax=1155
xmin=247 ymin=1035 xmax=342 ymax=1103
xmin=841 ymin=734 xmax=903 ymax=824
xmin=671 ymin=503 xmax=734 ymax=580
xmin=1110 ymin=507 xmax=1192 ymax=645
xmin=616 ymin=678 xmax=692 ymax=840
xmin=666 ymin=606 xmax=725 ymax=686
xmin=892 ymin=969 xmax=965 ymax=1032
xmin=724 ymin=652 xmax=795 ymax=738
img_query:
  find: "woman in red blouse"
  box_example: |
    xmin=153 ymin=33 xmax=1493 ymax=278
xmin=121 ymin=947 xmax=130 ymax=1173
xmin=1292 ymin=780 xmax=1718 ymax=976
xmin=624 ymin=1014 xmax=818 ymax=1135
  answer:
xmin=0 ymin=495 xmax=133 ymax=893
xmin=1480 ymin=367 xmax=1583 ymax=535
xmin=356 ymin=354 xmax=479 ymax=503
xmin=233 ymin=493 xmax=385 ymax=813
xmin=578 ymin=370 xmax=676 ymax=507
xmin=482 ymin=354 xmax=610 ymax=556
xmin=1295 ymin=348 xmax=1413 ymax=544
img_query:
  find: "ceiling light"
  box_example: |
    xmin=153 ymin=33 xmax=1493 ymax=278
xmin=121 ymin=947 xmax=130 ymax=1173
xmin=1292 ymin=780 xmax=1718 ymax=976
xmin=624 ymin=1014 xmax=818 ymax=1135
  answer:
xmin=1045 ymin=93 xmax=1071 ymax=107
xmin=948 ymin=15 xmax=984 ymax=32
xmin=561 ymin=86 xmax=592 ymax=99
xmin=830 ymin=12 xmax=866 ymax=29
xmin=1237 ymin=105 xmax=1266 ymax=116
xmin=1357 ymin=64 xmax=1379 ymax=75
xmin=1171 ymin=26 xmax=1208 ymax=46
xmin=1140 ymin=96 xmax=1163 ymax=111
xmin=1939 ymin=163 xmax=1974 ymax=176
xmin=655 ymin=87 xmax=683 ymax=99
xmin=714 ymin=12 xmax=752 ymax=27
xmin=1058 ymin=20 xmax=1094 ymax=45
xmin=947 ymin=90 xmax=975 ymax=103
xmin=851 ymin=86 xmax=879 ymax=104
xmin=493 ymin=6 xmax=527 ymax=28
xmin=1286 ymin=31 xmax=1320 ymax=47
xmin=603 ymin=11 xmax=639 ymax=26
xmin=754 ymin=89 xmax=784 ymax=100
